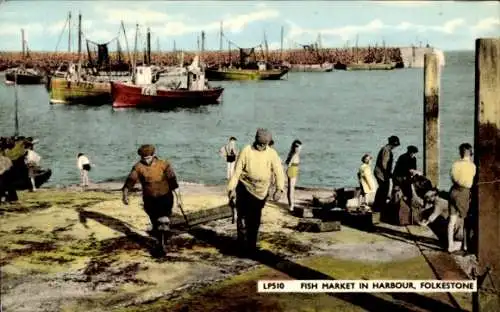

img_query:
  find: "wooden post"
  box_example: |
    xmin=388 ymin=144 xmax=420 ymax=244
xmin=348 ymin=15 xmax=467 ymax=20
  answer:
xmin=473 ymin=38 xmax=500 ymax=312
xmin=423 ymin=52 xmax=440 ymax=188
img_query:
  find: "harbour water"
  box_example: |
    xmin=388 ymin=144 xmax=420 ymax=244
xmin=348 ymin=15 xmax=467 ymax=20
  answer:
xmin=0 ymin=51 xmax=474 ymax=190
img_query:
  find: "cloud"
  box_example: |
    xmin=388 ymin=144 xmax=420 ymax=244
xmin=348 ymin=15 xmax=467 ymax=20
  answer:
xmin=0 ymin=23 xmax=44 ymax=37
xmin=371 ymin=1 xmax=433 ymax=6
xmin=287 ymin=19 xmax=385 ymax=42
xmin=157 ymin=8 xmax=280 ymax=36
xmin=470 ymin=17 xmax=500 ymax=34
xmin=285 ymin=18 xmax=467 ymax=42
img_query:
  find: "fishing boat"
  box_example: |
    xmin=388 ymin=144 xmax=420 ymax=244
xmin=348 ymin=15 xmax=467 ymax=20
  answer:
xmin=205 ymin=24 xmax=288 ymax=81
xmin=205 ymin=66 xmax=288 ymax=81
xmin=4 ymin=29 xmax=46 ymax=85
xmin=111 ymin=54 xmax=223 ymax=109
xmin=345 ymin=38 xmax=396 ymax=71
xmin=48 ymin=13 xmax=132 ymax=105
xmin=287 ymin=34 xmax=334 ymax=73
xmin=5 ymin=68 xmax=46 ymax=85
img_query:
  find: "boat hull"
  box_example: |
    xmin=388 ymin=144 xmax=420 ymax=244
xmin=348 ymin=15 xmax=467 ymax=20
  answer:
xmin=111 ymin=82 xmax=224 ymax=109
xmin=5 ymin=72 xmax=45 ymax=85
xmin=345 ymin=63 xmax=396 ymax=71
xmin=48 ymin=77 xmax=112 ymax=105
xmin=205 ymin=68 xmax=288 ymax=81
xmin=288 ymin=63 xmax=334 ymax=72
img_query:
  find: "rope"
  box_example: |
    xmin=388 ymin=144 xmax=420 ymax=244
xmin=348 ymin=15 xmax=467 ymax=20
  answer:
xmin=477 ymin=179 xmax=500 ymax=185
xmin=86 ymin=36 xmax=119 ymax=47
xmin=404 ymin=225 xmax=465 ymax=311
xmin=55 ymin=15 xmax=69 ymax=52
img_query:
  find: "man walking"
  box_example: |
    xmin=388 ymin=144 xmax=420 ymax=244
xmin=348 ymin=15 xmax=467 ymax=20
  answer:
xmin=122 ymin=144 xmax=183 ymax=251
xmin=373 ymin=135 xmax=400 ymax=212
xmin=448 ymin=143 xmax=476 ymax=253
xmin=227 ymin=129 xmax=285 ymax=256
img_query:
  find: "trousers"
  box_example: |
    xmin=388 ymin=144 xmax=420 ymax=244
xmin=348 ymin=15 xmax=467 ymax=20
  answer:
xmin=236 ymin=182 xmax=267 ymax=251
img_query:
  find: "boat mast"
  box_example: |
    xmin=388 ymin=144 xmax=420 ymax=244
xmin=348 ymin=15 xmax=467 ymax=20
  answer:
xmin=201 ymin=30 xmax=205 ymax=66
xmin=146 ymin=27 xmax=151 ymax=65
xmin=219 ymin=21 xmax=223 ymax=68
xmin=68 ymin=11 xmax=72 ymax=53
xmin=78 ymin=13 xmax=82 ymax=56
xmin=355 ymin=33 xmax=359 ymax=64
xmin=382 ymin=39 xmax=386 ymax=64
xmin=156 ymin=37 xmax=160 ymax=64
xmin=263 ymin=30 xmax=269 ymax=63
xmin=77 ymin=12 xmax=82 ymax=72
xmin=14 ymin=71 xmax=19 ymax=136
xmin=132 ymin=23 xmax=138 ymax=79
xmin=120 ymin=21 xmax=132 ymax=71
xmin=280 ymin=25 xmax=284 ymax=62
xmin=21 ymin=29 xmax=25 ymax=59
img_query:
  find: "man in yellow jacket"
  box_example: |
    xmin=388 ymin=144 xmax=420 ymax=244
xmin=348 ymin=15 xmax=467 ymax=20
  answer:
xmin=227 ymin=129 xmax=285 ymax=256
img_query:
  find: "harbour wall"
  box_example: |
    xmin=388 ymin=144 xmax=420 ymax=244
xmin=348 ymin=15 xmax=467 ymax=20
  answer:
xmin=0 ymin=47 xmax=443 ymax=70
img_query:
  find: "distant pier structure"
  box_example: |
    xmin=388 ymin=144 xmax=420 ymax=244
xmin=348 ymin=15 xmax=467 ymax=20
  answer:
xmin=399 ymin=46 xmax=446 ymax=68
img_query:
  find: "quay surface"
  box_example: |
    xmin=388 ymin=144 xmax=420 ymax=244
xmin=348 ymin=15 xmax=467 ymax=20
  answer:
xmin=0 ymin=182 xmax=473 ymax=312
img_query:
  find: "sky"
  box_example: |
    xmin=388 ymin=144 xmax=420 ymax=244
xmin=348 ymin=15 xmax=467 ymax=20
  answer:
xmin=0 ymin=0 xmax=498 ymax=52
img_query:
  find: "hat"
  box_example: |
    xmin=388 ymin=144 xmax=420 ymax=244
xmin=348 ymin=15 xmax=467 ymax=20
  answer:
xmin=407 ymin=145 xmax=418 ymax=154
xmin=137 ymin=144 xmax=155 ymax=157
xmin=255 ymin=128 xmax=272 ymax=145
xmin=388 ymin=136 xmax=400 ymax=146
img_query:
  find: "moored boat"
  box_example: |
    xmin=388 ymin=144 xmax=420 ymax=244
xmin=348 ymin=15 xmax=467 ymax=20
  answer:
xmin=288 ymin=62 xmax=333 ymax=72
xmin=112 ymin=56 xmax=224 ymax=109
xmin=4 ymin=29 xmax=46 ymax=85
xmin=346 ymin=63 xmax=396 ymax=71
xmin=5 ymin=68 xmax=46 ymax=85
xmin=205 ymin=66 xmax=288 ymax=81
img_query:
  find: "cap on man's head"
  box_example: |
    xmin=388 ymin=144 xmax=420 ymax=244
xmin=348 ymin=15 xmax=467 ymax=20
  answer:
xmin=138 ymin=144 xmax=156 ymax=157
xmin=255 ymin=128 xmax=272 ymax=145
xmin=407 ymin=145 xmax=418 ymax=154
xmin=388 ymin=135 xmax=400 ymax=146
xmin=229 ymin=136 xmax=237 ymax=141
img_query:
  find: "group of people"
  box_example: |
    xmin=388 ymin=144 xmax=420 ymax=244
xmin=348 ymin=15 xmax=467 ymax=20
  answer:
xmin=357 ymin=135 xmax=476 ymax=254
xmin=1 ymin=129 xmax=476 ymax=258
xmin=219 ymin=134 xmax=302 ymax=212
xmin=0 ymin=136 xmax=42 ymax=201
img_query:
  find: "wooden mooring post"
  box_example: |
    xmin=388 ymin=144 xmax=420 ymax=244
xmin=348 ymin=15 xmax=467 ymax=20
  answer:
xmin=423 ymin=52 xmax=440 ymax=187
xmin=473 ymin=38 xmax=500 ymax=312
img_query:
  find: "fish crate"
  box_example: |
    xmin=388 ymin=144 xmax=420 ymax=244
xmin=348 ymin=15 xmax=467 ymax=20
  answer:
xmin=296 ymin=218 xmax=341 ymax=232
xmin=342 ymin=207 xmax=375 ymax=232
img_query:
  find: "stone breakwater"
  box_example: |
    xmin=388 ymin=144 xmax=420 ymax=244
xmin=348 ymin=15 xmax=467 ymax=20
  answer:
xmin=0 ymin=47 xmax=403 ymax=71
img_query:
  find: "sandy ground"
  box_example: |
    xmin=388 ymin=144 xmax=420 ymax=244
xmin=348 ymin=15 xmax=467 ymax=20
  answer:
xmin=0 ymin=182 xmax=474 ymax=312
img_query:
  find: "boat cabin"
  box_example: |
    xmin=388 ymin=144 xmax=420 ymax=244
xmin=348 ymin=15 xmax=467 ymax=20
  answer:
xmin=134 ymin=66 xmax=153 ymax=85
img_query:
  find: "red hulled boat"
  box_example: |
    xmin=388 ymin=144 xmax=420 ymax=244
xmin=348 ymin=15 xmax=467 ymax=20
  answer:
xmin=111 ymin=56 xmax=224 ymax=109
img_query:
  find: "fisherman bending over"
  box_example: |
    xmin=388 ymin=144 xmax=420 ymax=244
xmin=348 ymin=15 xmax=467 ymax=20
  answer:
xmin=122 ymin=144 xmax=183 ymax=251
xmin=24 ymin=140 xmax=41 ymax=192
xmin=228 ymin=129 xmax=285 ymax=257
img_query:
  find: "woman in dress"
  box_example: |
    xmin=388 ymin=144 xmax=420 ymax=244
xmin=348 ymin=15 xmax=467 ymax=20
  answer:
xmin=285 ymin=140 xmax=302 ymax=212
